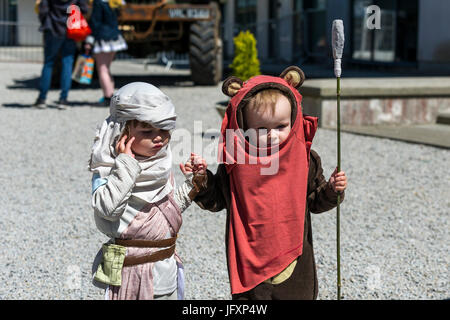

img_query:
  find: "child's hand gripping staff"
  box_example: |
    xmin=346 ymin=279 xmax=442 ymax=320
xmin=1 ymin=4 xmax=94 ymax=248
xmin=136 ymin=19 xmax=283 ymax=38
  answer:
xmin=332 ymin=19 xmax=345 ymax=300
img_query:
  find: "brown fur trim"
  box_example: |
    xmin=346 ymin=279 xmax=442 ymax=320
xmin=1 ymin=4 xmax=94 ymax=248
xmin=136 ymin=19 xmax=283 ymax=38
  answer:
xmin=222 ymin=76 xmax=244 ymax=97
xmin=280 ymin=66 xmax=305 ymax=88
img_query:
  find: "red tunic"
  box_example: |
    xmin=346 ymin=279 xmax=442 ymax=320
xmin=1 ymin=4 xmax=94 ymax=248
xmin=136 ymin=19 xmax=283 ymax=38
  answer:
xmin=218 ymin=75 xmax=317 ymax=294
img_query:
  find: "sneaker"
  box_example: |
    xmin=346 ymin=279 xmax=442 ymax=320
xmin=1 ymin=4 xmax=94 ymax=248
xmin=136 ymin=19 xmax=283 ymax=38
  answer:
xmin=56 ymin=99 xmax=70 ymax=110
xmin=96 ymin=96 xmax=111 ymax=107
xmin=33 ymin=98 xmax=47 ymax=109
xmin=103 ymin=96 xmax=111 ymax=107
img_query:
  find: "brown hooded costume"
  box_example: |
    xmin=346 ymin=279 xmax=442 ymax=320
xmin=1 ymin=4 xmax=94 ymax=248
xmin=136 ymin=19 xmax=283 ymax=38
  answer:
xmin=194 ymin=67 xmax=345 ymax=300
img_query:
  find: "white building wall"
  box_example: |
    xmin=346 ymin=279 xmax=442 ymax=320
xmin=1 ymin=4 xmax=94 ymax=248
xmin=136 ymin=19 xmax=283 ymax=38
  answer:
xmin=17 ymin=0 xmax=42 ymax=45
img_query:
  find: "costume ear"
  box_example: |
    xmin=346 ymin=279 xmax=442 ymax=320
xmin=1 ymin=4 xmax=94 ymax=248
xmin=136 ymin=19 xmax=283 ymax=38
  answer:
xmin=280 ymin=66 xmax=305 ymax=89
xmin=222 ymin=76 xmax=244 ymax=97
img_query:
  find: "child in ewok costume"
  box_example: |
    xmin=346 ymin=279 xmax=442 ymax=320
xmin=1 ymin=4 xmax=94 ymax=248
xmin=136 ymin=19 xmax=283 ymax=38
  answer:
xmin=194 ymin=66 xmax=347 ymax=299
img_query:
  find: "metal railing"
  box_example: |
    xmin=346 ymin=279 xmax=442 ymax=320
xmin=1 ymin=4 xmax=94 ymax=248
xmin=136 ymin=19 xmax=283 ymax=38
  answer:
xmin=0 ymin=20 xmax=190 ymax=69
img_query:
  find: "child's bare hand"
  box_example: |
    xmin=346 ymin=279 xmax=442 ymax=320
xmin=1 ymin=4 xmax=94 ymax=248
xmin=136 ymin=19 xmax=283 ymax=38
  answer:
xmin=179 ymin=159 xmax=194 ymax=175
xmin=180 ymin=153 xmax=207 ymax=176
xmin=329 ymin=167 xmax=347 ymax=193
xmin=190 ymin=153 xmax=207 ymax=175
xmin=116 ymin=135 xmax=135 ymax=158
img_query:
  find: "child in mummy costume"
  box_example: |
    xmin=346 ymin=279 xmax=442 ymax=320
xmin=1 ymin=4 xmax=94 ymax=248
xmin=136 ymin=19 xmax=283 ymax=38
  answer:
xmin=194 ymin=66 xmax=347 ymax=299
xmin=89 ymin=82 xmax=207 ymax=300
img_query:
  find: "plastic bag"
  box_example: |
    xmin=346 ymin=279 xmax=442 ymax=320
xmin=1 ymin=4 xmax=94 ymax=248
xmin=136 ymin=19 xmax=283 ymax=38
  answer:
xmin=72 ymin=54 xmax=95 ymax=85
xmin=66 ymin=4 xmax=92 ymax=42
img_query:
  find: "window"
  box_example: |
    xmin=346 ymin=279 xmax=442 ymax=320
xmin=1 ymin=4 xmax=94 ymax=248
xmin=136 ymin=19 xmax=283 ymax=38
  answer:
xmin=352 ymin=0 xmax=418 ymax=63
xmin=235 ymin=0 xmax=257 ymax=34
xmin=0 ymin=0 xmax=17 ymax=21
xmin=302 ymin=0 xmax=327 ymax=57
xmin=0 ymin=0 xmax=17 ymax=45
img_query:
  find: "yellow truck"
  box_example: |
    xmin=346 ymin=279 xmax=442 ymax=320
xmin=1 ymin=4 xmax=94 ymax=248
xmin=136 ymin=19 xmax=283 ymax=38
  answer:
xmin=117 ymin=0 xmax=223 ymax=85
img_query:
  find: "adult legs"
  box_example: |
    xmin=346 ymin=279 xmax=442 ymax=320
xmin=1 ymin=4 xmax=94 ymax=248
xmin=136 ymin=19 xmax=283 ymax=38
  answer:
xmin=59 ymin=38 xmax=77 ymax=101
xmin=94 ymin=51 xmax=116 ymax=99
xmin=107 ymin=51 xmax=115 ymax=92
xmin=38 ymin=32 xmax=64 ymax=101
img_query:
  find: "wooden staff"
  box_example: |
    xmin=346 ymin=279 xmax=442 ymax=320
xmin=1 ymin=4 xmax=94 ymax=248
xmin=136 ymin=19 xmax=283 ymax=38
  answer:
xmin=332 ymin=19 xmax=345 ymax=300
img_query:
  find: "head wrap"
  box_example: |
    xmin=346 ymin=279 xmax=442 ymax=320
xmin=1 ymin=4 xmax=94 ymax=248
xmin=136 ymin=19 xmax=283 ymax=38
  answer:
xmin=88 ymin=82 xmax=177 ymax=204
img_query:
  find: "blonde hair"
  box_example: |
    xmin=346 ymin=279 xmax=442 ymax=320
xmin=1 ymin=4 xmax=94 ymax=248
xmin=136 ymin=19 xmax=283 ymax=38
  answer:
xmin=241 ymin=89 xmax=296 ymax=130
xmin=241 ymin=89 xmax=291 ymax=130
xmin=247 ymin=89 xmax=287 ymax=115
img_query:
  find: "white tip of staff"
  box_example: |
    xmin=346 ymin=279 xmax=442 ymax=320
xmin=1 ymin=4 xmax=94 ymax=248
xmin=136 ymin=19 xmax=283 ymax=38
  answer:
xmin=332 ymin=20 xmax=345 ymax=60
xmin=332 ymin=20 xmax=345 ymax=77
xmin=334 ymin=59 xmax=342 ymax=78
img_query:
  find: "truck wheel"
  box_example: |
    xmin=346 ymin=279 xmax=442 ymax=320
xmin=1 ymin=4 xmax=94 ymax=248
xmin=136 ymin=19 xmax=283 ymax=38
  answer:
xmin=189 ymin=6 xmax=223 ymax=85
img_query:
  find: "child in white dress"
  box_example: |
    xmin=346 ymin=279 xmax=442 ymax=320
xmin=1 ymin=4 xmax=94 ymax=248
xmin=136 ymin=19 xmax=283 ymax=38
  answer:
xmin=89 ymin=82 xmax=206 ymax=300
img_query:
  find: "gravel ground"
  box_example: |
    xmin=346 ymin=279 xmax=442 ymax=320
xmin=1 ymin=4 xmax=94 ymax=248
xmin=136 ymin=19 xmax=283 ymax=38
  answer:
xmin=0 ymin=61 xmax=448 ymax=300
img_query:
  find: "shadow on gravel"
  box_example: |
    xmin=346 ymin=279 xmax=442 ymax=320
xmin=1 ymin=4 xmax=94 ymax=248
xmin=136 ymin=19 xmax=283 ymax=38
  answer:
xmin=2 ymin=103 xmax=34 ymax=108
xmin=2 ymin=101 xmax=109 ymax=109
xmin=113 ymin=74 xmax=195 ymax=88
xmin=1 ymin=102 xmax=80 ymax=109
xmin=7 ymin=74 xmax=195 ymax=91
xmin=6 ymin=77 xmax=40 ymax=90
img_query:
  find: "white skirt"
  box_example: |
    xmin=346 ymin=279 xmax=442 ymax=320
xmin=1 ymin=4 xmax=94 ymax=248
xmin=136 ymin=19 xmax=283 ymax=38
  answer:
xmin=93 ymin=34 xmax=128 ymax=54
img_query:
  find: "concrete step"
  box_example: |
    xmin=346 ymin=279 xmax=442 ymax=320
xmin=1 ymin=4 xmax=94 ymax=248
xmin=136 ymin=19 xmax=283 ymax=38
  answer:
xmin=340 ymin=124 xmax=450 ymax=149
xmin=436 ymin=112 xmax=450 ymax=125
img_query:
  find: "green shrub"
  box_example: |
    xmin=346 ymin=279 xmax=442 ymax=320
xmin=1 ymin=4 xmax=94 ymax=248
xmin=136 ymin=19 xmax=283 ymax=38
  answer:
xmin=229 ymin=30 xmax=261 ymax=81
